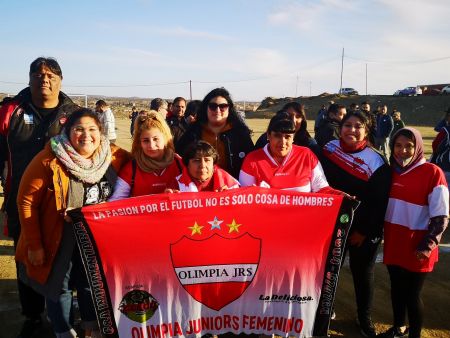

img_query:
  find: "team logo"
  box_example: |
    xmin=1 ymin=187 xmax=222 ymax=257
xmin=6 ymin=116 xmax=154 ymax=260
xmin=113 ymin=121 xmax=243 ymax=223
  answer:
xmin=119 ymin=290 xmax=159 ymax=323
xmin=340 ymin=214 xmax=349 ymax=223
xmin=171 ymin=225 xmax=261 ymax=311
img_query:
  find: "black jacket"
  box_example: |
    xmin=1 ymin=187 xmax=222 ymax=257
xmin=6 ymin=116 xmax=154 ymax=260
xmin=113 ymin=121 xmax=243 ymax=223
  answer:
xmin=315 ymin=118 xmax=340 ymax=148
xmin=0 ymin=87 xmax=79 ymax=239
xmin=176 ymin=123 xmax=254 ymax=179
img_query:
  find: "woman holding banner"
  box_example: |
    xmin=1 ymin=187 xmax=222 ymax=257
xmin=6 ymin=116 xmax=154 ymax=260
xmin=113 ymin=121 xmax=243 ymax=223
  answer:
xmin=320 ymin=111 xmax=391 ymax=337
xmin=167 ymin=140 xmax=239 ymax=192
xmin=239 ymin=113 xmax=338 ymax=194
xmin=379 ymin=128 xmax=448 ymax=338
xmin=15 ymin=108 xmax=130 ymax=338
xmin=109 ymin=110 xmax=184 ymax=200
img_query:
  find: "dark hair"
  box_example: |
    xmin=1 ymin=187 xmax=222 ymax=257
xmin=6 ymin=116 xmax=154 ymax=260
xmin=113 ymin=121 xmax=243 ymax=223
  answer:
xmin=340 ymin=111 xmax=371 ymax=138
xmin=267 ymin=111 xmax=295 ymax=134
xmin=150 ymin=98 xmax=168 ymax=110
xmin=95 ymin=99 xmax=107 ymax=107
xmin=328 ymin=103 xmax=345 ymax=116
xmin=360 ymin=101 xmax=369 ymax=106
xmin=64 ymin=108 xmax=103 ymax=138
xmin=173 ymin=97 xmax=186 ymax=105
xmin=29 ymin=57 xmax=62 ymax=78
xmin=185 ymin=100 xmax=201 ymax=118
xmin=197 ymin=87 xmax=250 ymax=132
xmin=182 ymin=140 xmax=219 ymax=166
xmin=281 ymin=102 xmax=312 ymax=145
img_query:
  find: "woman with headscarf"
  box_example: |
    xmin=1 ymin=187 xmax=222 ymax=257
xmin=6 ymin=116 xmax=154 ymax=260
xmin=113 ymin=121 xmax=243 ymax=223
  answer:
xmin=378 ymin=128 xmax=449 ymax=338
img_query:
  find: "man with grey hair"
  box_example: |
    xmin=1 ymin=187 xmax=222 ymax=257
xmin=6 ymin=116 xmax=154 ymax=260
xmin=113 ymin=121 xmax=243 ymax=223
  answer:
xmin=150 ymin=98 xmax=169 ymax=118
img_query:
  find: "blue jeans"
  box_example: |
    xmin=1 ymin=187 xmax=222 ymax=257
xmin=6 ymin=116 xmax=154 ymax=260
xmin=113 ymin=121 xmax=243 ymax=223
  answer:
xmin=46 ymin=248 xmax=97 ymax=333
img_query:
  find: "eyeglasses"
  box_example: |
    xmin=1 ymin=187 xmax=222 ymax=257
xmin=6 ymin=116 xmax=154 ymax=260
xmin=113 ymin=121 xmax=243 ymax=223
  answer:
xmin=208 ymin=103 xmax=229 ymax=111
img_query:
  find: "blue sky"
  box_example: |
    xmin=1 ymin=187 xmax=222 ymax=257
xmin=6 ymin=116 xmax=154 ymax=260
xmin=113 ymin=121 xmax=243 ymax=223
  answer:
xmin=1 ymin=0 xmax=449 ymax=101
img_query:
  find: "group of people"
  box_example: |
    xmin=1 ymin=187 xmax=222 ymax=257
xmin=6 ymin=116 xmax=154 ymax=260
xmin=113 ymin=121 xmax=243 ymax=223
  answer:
xmin=0 ymin=57 xmax=448 ymax=338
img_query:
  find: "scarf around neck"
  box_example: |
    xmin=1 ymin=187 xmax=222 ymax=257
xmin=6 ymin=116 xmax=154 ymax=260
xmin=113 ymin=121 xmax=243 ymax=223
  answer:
xmin=134 ymin=147 xmax=175 ymax=173
xmin=50 ymin=133 xmax=112 ymax=184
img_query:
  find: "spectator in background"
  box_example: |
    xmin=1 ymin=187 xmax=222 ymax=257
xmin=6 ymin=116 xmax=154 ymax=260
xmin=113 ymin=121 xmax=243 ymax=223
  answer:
xmin=375 ymin=104 xmax=394 ymax=157
xmin=433 ymin=107 xmax=450 ymax=133
xmin=166 ymin=97 xmax=188 ymax=144
xmin=0 ymin=57 xmax=79 ymax=338
xmin=176 ymin=87 xmax=254 ymax=178
xmin=361 ymin=101 xmax=377 ymax=146
xmin=150 ymin=98 xmax=169 ymax=118
xmin=184 ymin=100 xmax=201 ymax=124
xmin=129 ymin=103 xmax=139 ymax=136
xmin=315 ymin=103 xmax=346 ymax=147
xmin=95 ymin=100 xmax=116 ymax=143
xmin=255 ymin=102 xmax=320 ymax=155
xmin=349 ymin=102 xmax=360 ymax=113
xmin=314 ymin=101 xmax=333 ymax=133
xmin=391 ymin=111 xmax=405 ymax=137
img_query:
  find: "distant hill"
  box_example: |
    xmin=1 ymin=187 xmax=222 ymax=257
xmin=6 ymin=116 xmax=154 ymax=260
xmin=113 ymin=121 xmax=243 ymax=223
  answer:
xmin=250 ymin=94 xmax=450 ymax=127
xmin=2 ymin=92 xmax=449 ymax=127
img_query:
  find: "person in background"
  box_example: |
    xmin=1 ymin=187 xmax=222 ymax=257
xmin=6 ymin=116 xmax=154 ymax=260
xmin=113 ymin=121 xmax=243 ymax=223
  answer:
xmin=239 ymin=113 xmax=340 ymax=194
xmin=433 ymin=107 xmax=450 ymax=132
xmin=349 ymin=102 xmax=359 ymax=113
xmin=315 ymin=103 xmax=346 ymax=147
xmin=167 ymin=140 xmax=239 ymax=192
xmin=379 ymin=128 xmax=448 ymax=338
xmin=391 ymin=111 xmax=405 ymax=137
xmin=15 ymin=108 xmax=130 ymax=338
xmin=184 ymin=100 xmax=201 ymax=125
xmin=109 ymin=111 xmax=183 ymax=200
xmin=95 ymin=99 xmax=116 ymax=144
xmin=314 ymin=100 xmax=334 ymax=133
xmin=129 ymin=103 xmax=139 ymax=136
xmin=320 ymin=111 xmax=391 ymax=337
xmin=430 ymin=114 xmax=450 ymax=184
xmin=0 ymin=57 xmax=79 ymax=338
xmin=375 ymin=104 xmax=394 ymax=157
xmin=176 ymin=87 xmax=254 ymax=179
xmin=361 ymin=101 xmax=377 ymax=145
xmin=255 ymin=103 xmax=319 ymax=154
xmin=150 ymin=98 xmax=169 ymax=119
xmin=166 ymin=97 xmax=188 ymax=144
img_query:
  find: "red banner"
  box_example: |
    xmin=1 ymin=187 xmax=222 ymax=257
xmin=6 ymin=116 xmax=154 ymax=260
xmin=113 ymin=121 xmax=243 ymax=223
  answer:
xmin=70 ymin=187 xmax=355 ymax=338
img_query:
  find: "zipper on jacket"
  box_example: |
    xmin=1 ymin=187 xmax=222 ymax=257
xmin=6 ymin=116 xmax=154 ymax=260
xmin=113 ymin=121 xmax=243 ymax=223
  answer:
xmin=57 ymin=170 xmax=66 ymax=210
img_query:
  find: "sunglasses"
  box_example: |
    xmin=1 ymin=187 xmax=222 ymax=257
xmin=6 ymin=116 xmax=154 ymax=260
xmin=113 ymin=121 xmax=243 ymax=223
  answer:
xmin=208 ymin=103 xmax=229 ymax=111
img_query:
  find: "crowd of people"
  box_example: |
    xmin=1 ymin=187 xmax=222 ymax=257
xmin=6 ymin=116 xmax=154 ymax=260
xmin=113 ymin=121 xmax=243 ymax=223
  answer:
xmin=0 ymin=57 xmax=448 ymax=338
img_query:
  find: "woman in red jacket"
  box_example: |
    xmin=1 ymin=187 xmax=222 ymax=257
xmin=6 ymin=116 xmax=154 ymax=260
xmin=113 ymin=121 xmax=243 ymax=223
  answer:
xmin=379 ymin=128 xmax=448 ymax=338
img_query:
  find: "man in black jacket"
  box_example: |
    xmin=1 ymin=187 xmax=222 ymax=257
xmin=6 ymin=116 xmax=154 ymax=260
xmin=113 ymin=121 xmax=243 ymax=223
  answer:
xmin=0 ymin=57 xmax=79 ymax=338
xmin=315 ymin=104 xmax=346 ymax=147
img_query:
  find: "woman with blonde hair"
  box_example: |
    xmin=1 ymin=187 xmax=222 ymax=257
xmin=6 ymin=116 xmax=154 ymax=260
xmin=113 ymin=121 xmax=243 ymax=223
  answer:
xmin=110 ymin=110 xmax=183 ymax=199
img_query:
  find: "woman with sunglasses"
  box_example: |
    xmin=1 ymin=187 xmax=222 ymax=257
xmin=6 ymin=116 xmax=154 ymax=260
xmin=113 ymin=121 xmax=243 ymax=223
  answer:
xmin=109 ymin=110 xmax=184 ymax=199
xmin=176 ymin=87 xmax=254 ymax=178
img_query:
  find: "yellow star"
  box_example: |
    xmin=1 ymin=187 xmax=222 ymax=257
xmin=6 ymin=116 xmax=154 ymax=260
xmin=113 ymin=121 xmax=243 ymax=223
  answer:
xmin=227 ymin=219 xmax=242 ymax=233
xmin=188 ymin=222 xmax=203 ymax=236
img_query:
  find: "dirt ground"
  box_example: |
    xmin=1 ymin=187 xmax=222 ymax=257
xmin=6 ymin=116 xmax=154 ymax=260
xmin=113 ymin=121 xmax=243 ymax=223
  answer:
xmin=0 ymin=118 xmax=449 ymax=338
